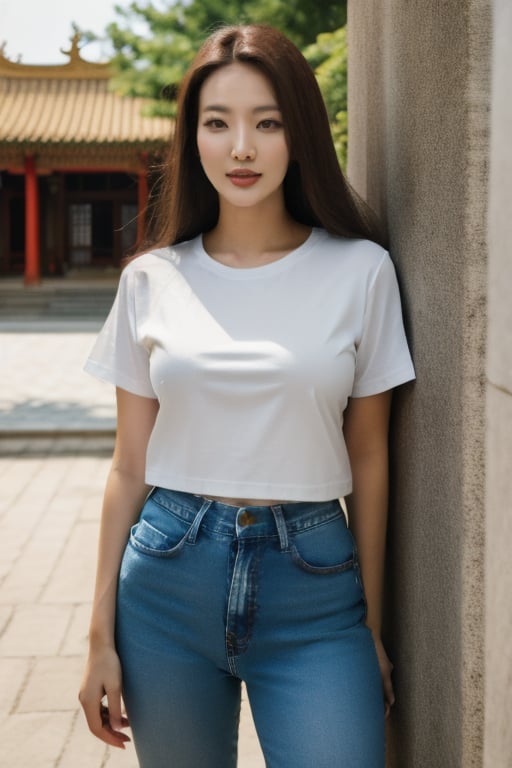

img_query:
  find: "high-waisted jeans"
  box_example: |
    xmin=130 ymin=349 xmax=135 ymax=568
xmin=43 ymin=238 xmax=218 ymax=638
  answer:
xmin=116 ymin=488 xmax=385 ymax=767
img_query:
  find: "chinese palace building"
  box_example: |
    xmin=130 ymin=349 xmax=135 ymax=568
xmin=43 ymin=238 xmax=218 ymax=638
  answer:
xmin=0 ymin=36 xmax=172 ymax=284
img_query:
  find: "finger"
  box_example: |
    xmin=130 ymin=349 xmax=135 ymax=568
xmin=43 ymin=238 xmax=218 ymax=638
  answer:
xmin=105 ymin=687 xmax=124 ymax=732
xmin=79 ymin=692 xmax=129 ymax=749
xmin=78 ymin=687 xmax=103 ymax=736
xmin=104 ymin=688 xmax=131 ymax=744
xmin=383 ymin=678 xmax=395 ymax=718
xmin=101 ymin=703 xmax=131 ymax=745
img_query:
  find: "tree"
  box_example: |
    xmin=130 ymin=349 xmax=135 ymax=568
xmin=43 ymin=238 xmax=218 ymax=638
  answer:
xmin=303 ymin=26 xmax=347 ymax=168
xmin=80 ymin=0 xmax=346 ymax=115
xmin=79 ymin=1 xmax=348 ymax=164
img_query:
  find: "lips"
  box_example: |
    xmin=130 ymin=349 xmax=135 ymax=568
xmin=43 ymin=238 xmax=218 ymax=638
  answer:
xmin=226 ymin=169 xmax=261 ymax=187
xmin=226 ymin=168 xmax=261 ymax=187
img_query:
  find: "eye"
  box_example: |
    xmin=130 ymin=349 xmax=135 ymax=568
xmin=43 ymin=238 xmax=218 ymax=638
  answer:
xmin=203 ymin=118 xmax=227 ymax=130
xmin=258 ymin=119 xmax=283 ymax=130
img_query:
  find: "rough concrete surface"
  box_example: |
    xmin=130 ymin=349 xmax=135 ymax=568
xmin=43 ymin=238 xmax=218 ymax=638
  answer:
xmin=484 ymin=1 xmax=512 ymax=765
xmin=348 ymin=1 xmax=491 ymax=766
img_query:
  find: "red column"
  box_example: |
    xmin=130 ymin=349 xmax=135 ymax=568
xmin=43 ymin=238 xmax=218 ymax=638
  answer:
xmin=137 ymin=153 xmax=149 ymax=245
xmin=24 ymin=155 xmax=41 ymax=285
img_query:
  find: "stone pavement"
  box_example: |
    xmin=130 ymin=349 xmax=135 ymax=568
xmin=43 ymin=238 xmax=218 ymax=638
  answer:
xmin=0 ymin=328 xmax=265 ymax=767
xmin=0 ymin=330 xmax=116 ymax=437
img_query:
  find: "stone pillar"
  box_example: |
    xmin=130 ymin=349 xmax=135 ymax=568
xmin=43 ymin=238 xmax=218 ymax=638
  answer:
xmin=347 ymin=2 xmax=491 ymax=766
xmin=484 ymin=1 xmax=512 ymax=766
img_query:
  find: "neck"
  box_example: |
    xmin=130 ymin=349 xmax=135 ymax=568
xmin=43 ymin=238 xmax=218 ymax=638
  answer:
xmin=204 ymin=197 xmax=310 ymax=266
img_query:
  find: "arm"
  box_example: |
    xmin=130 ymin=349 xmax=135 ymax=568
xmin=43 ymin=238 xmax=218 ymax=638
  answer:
xmin=79 ymin=387 xmax=159 ymax=748
xmin=343 ymin=390 xmax=395 ymax=716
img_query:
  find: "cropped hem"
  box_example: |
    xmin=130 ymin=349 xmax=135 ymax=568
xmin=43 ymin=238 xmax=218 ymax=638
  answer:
xmin=145 ymin=472 xmax=353 ymax=503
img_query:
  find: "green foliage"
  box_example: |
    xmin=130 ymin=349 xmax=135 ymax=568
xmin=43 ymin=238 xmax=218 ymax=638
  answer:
xmin=79 ymin=1 xmax=346 ymax=110
xmin=79 ymin=2 xmax=348 ymax=165
xmin=242 ymin=0 xmax=345 ymax=47
xmin=102 ymin=2 xmax=201 ymax=105
xmin=303 ymin=26 xmax=348 ymax=168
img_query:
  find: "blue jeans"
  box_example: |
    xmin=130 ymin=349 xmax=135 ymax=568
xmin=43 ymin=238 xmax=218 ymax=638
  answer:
xmin=116 ymin=488 xmax=385 ymax=767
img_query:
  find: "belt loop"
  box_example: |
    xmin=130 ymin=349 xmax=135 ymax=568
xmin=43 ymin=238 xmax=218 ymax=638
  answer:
xmin=270 ymin=505 xmax=290 ymax=551
xmin=186 ymin=499 xmax=212 ymax=544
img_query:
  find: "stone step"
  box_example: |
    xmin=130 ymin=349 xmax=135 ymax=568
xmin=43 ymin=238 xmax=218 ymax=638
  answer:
xmin=0 ymin=432 xmax=116 ymax=457
xmin=0 ymin=282 xmax=117 ymax=321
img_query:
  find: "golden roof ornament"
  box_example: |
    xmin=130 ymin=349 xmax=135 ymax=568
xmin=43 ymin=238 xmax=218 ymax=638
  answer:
xmin=60 ymin=32 xmax=83 ymax=64
xmin=0 ymin=31 xmax=111 ymax=79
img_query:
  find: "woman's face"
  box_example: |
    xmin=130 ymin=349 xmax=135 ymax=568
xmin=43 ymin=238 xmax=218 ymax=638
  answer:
xmin=196 ymin=62 xmax=289 ymax=211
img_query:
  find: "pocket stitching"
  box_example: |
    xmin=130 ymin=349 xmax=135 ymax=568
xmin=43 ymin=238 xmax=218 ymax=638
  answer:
xmin=129 ymin=519 xmax=185 ymax=558
xmin=289 ymin=542 xmax=355 ymax=575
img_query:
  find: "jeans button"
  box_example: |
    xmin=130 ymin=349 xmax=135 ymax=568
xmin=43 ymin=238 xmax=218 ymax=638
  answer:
xmin=239 ymin=510 xmax=256 ymax=526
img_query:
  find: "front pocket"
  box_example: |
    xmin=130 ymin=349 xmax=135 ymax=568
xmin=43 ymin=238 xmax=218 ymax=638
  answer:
xmin=129 ymin=517 xmax=189 ymax=558
xmin=289 ymin=514 xmax=355 ymax=575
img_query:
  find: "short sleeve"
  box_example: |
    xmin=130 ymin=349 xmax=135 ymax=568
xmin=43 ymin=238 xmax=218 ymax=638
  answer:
xmin=352 ymin=253 xmax=415 ymax=397
xmin=84 ymin=265 xmax=156 ymax=398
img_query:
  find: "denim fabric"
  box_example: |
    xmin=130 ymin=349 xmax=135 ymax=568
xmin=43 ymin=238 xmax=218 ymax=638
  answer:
xmin=116 ymin=488 xmax=385 ymax=767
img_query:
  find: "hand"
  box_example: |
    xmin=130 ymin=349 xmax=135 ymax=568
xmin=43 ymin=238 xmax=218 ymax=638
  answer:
xmin=79 ymin=645 xmax=131 ymax=749
xmin=372 ymin=635 xmax=395 ymax=718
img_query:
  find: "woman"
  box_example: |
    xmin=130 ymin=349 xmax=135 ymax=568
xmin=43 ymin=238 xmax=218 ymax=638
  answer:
xmin=79 ymin=24 xmax=415 ymax=767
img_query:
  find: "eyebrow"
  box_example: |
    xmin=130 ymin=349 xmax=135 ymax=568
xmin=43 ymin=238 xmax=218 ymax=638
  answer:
xmin=201 ymin=104 xmax=281 ymax=114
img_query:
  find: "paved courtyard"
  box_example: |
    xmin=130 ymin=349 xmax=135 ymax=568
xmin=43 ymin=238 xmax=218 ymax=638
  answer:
xmin=0 ymin=330 xmax=265 ymax=767
xmin=0 ymin=332 xmax=116 ymax=434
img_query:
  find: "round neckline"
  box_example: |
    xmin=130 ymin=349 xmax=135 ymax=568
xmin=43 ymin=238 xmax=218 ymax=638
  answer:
xmin=192 ymin=228 xmax=323 ymax=279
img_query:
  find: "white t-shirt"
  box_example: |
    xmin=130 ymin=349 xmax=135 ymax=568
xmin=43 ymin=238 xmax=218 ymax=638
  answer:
xmin=85 ymin=228 xmax=415 ymax=500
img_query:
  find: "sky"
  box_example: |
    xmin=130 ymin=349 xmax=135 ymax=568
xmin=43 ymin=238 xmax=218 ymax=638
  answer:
xmin=0 ymin=0 xmax=123 ymax=64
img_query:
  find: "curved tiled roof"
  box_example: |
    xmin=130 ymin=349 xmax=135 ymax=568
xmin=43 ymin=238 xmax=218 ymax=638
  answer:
xmin=0 ymin=40 xmax=172 ymax=147
xmin=0 ymin=76 xmax=172 ymax=144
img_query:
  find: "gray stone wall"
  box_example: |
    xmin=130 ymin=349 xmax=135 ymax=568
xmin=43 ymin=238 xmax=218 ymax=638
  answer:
xmin=484 ymin=1 xmax=512 ymax=766
xmin=347 ymin=2 xmax=492 ymax=766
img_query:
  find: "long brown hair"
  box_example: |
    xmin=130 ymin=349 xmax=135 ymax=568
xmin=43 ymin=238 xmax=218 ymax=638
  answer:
xmin=145 ymin=24 xmax=384 ymax=249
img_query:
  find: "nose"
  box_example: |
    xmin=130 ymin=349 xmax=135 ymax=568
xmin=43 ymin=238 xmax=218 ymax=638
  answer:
xmin=230 ymin=146 xmax=256 ymax=161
